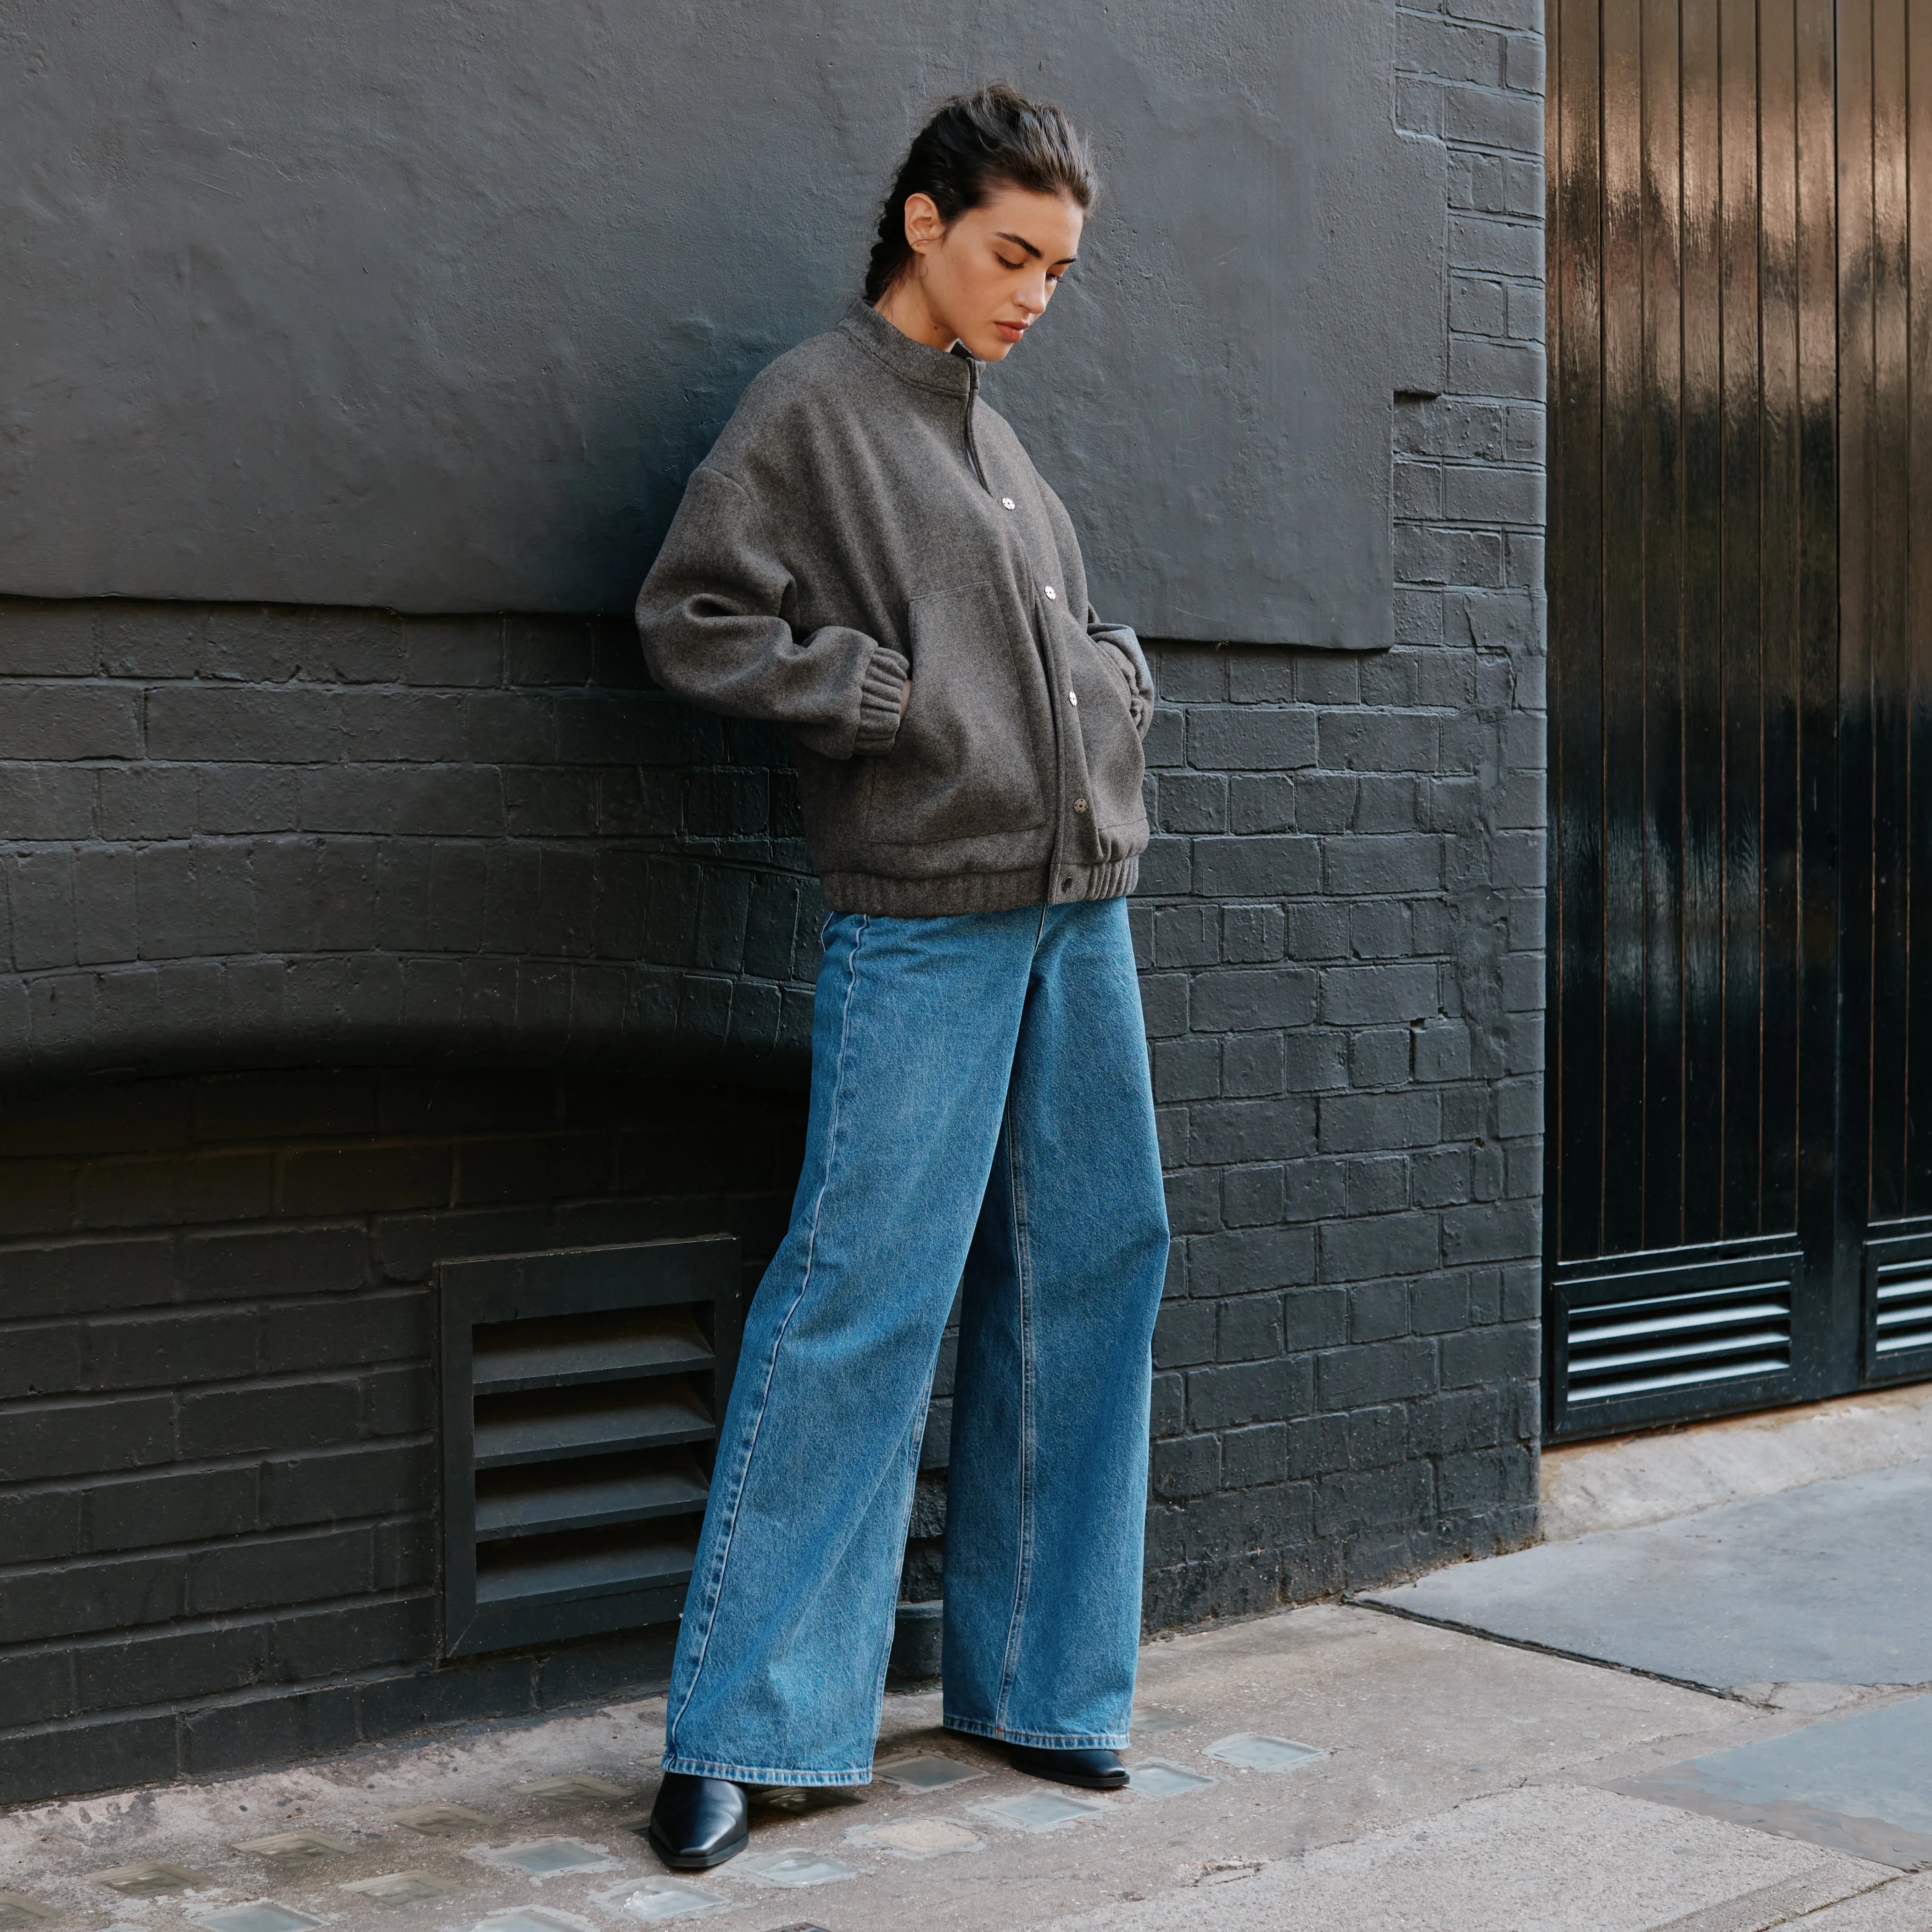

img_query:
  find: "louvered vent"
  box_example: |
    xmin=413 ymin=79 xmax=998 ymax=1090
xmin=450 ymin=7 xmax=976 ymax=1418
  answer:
xmin=438 ymin=1237 xmax=742 ymax=1658
xmin=1871 ymin=1261 xmax=1932 ymax=1360
xmin=1565 ymin=1279 xmax=1792 ymax=1403
xmin=1553 ymin=1248 xmax=1803 ymax=1433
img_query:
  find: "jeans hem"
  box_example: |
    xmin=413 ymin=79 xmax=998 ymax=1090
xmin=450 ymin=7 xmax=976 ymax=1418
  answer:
xmin=660 ymin=1754 xmax=872 ymax=1788
xmin=941 ymin=1716 xmax=1129 ymax=1750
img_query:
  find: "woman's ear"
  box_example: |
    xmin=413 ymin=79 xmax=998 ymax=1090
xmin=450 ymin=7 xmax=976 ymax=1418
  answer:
xmin=902 ymin=191 xmax=946 ymax=258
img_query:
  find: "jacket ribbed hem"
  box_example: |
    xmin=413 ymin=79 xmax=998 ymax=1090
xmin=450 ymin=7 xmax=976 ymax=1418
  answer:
xmin=819 ymin=855 xmax=1139 ymax=917
xmin=852 ymin=644 xmax=910 ymax=756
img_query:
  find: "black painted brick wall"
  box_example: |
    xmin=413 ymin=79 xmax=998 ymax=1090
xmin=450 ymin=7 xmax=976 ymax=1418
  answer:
xmin=1131 ymin=0 xmax=1548 ymax=1619
xmin=0 ymin=601 xmax=823 ymax=1084
xmin=0 ymin=0 xmax=1546 ymax=1801
xmin=0 ymin=1069 xmax=803 ymax=1802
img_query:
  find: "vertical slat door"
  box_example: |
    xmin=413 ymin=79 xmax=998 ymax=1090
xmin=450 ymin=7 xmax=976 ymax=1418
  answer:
xmin=1843 ymin=0 xmax=1932 ymax=1386
xmin=1546 ymin=0 xmax=1853 ymax=1437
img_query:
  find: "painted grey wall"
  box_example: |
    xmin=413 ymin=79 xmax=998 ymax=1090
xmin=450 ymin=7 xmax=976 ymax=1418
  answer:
xmin=1 ymin=0 xmax=1443 ymax=648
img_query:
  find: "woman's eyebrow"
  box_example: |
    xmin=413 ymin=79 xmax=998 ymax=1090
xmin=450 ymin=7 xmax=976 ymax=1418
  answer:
xmin=993 ymin=229 xmax=1077 ymax=269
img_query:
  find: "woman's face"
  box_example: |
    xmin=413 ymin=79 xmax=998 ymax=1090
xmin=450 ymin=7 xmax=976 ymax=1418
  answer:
xmin=897 ymin=184 xmax=1084 ymax=361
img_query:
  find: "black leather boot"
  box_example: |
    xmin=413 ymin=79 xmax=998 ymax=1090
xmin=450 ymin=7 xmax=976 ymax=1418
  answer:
xmin=643 ymin=1772 xmax=750 ymax=1869
xmin=1003 ymin=1742 xmax=1130 ymax=1790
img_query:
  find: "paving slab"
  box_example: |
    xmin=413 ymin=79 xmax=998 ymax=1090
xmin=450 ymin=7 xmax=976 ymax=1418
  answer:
xmin=1035 ymin=1785 xmax=1888 ymax=1932
xmin=1366 ymin=1459 xmax=1932 ymax=1691
xmin=1606 ymin=1695 xmax=1932 ymax=1871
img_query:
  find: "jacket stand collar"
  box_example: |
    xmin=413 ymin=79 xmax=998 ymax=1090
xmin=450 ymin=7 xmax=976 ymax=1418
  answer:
xmin=840 ymin=298 xmax=978 ymax=397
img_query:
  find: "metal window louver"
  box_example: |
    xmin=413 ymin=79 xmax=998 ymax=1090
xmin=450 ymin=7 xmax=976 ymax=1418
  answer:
xmin=438 ymin=1236 xmax=743 ymax=1658
xmin=1873 ymin=1266 xmax=1932 ymax=1358
xmin=1565 ymin=1282 xmax=1792 ymax=1402
xmin=1550 ymin=1246 xmax=1802 ymax=1437
xmin=1863 ymin=1228 xmax=1932 ymax=1382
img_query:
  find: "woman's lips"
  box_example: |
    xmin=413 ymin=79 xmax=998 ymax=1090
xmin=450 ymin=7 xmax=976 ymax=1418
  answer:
xmin=994 ymin=320 xmax=1027 ymax=344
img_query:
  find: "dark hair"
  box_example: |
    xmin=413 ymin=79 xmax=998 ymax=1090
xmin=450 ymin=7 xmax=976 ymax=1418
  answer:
xmin=864 ymin=83 xmax=1098 ymax=304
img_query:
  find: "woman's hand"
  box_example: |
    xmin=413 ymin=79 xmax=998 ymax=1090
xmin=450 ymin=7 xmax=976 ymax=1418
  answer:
xmin=899 ymin=679 xmax=911 ymax=717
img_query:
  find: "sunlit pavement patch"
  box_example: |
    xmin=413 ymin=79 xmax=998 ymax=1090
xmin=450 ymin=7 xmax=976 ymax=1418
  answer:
xmin=754 ymin=1786 xmax=868 ymax=1817
xmin=1128 ymin=1706 xmax=1192 ymax=1738
xmin=234 ymin=1833 xmax=356 ymax=1865
xmin=591 ymin=1877 xmax=734 ymax=1922
xmin=189 ymin=1906 xmax=324 ymax=1932
xmin=730 ymin=1850 xmax=862 ymax=1887
xmin=1204 ymin=1733 xmax=1328 ymax=1772
xmin=1125 ymin=1759 xmax=1218 ymax=1798
xmin=871 ymin=1753 xmax=988 ymax=1792
xmin=0 ymin=1898 xmax=57 ymax=1927
xmin=389 ymin=1804 xmax=493 ymax=1837
xmin=1607 ymin=1691 xmax=1932 ymax=1869
xmin=470 ymin=1840 xmax=621 ymax=1878
xmin=846 ymin=1817 xmax=983 ymax=1859
xmin=86 ymin=1865 xmax=214 ymax=1897
xmin=977 ymin=1792 xmax=1112 ymax=1833
xmin=525 ymin=1778 xmax=635 ymax=1808
xmin=340 ymin=1872 xmax=461 ymax=1905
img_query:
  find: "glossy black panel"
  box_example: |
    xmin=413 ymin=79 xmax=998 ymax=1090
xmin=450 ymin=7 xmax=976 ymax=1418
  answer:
xmin=1544 ymin=0 xmax=1915 ymax=1436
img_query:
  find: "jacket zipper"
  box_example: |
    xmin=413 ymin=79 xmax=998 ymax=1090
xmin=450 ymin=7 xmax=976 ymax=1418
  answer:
xmin=962 ymin=360 xmax=990 ymax=493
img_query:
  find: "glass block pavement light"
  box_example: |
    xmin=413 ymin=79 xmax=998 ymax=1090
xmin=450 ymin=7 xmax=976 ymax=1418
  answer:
xmin=469 ymin=1841 xmax=619 ymax=1878
xmin=871 ymin=1752 xmax=988 ymax=1792
xmin=730 ymin=1851 xmax=862 ymax=1888
xmin=188 ymin=1908 xmax=323 ymax=1932
xmin=1204 ymin=1734 xmax=1328 ymax=1772
xmin=1127 ymin=1759 xmax=1218 ymax=1798
xmin=592 ymin=1876 xmax=733 ymax=1923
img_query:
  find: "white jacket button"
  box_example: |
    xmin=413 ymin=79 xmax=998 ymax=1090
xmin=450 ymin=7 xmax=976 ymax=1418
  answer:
xmin=1044 ymin=585 xmax=1057 ymax=599
xmin=1002 ymin=497 xmax=1016 ymax=509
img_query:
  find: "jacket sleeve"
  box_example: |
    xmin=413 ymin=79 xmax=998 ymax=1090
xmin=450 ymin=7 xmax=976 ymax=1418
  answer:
xmin=1086 ymin=607 xmax=1154 ymax=738
xmin=636 ymin=466 xmax=908 ymax=759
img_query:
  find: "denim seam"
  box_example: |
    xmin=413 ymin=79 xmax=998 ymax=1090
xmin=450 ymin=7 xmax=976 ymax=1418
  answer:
xmin=991 ymin=1095 xmax=1039 ymax=1731
xmin=861 ymin=1388 xmax=934 ymax=1739
xmin=940 ymin=1716 xmax=1130 ymax=1750
xmin=663 ymin=912 xmax=870 ymax=1755
xmin=660 ymin=1755 xmax=874 ymax=1788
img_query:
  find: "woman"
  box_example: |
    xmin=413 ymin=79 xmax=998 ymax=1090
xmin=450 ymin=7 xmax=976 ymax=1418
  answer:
xmin=634 ymin=82 xmax=1170 ymax=1871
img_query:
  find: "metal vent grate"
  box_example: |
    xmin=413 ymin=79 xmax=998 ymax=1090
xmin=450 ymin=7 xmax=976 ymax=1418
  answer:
xmin=1866 ymin=1235 xmax=1932 ymax=1376
xmin=438 ymin=1237 xmax=742 ymax=1658
xmin=1873 ymin=1264 xmax=1932 ymax=1357
xmin=1565 ymin=1280 xmax=1792 ymax=1403
xmin=1551 ymin=1245 xmax=1802 ymax=1436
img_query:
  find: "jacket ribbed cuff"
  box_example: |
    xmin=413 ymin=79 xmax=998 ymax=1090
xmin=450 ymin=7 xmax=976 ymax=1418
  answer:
xmin=853 ymin=645 xmax=910 ymax=755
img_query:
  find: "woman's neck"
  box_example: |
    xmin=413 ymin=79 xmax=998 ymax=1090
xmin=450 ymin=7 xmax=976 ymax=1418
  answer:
xmin=873 ymin=278 xmax=958 ymax=354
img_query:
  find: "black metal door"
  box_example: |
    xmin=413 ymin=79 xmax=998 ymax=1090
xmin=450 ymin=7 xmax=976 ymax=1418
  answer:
xmin=1547 ymin=0 xmax=1932 ymax=1440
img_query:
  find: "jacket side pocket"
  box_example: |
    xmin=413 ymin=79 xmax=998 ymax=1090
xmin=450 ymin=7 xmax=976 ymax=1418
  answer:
xmin=862 ymin=582 xmax=1050 ymax=847
xmin=1068 ymin=627 xmax=1150 ymax=844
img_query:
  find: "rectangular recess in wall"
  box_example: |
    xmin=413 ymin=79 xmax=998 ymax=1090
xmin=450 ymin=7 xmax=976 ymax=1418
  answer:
xmin=1863 ymin=1224 xmax=1932 ymax=1384
xmin=437 ymin=1236 xmax=743 ymax=1658
xmin=1548 ymin=1241 xmax=1801 ymax=1440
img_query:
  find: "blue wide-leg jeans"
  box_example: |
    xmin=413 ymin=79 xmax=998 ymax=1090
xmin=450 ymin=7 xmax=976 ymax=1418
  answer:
xmin=659 ymin=897 xmax=1170 ymax=1785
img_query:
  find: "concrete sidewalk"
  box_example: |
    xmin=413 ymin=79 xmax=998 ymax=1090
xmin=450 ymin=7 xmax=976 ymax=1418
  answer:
xmin=3 ymin=1597 xmax=1927 ymax=1932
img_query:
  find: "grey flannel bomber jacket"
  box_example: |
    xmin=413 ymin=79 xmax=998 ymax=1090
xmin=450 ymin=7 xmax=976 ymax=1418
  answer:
xmin=635 ymin=299 xmax=1153 ymax=917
